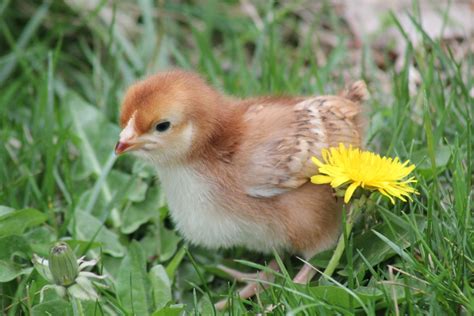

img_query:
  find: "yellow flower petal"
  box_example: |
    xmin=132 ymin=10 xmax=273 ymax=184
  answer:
xmin=310 ymin=144 xmax=417 ymax=204
xmin=311 ymin=156 xmax=324 ymax=168
xmin=378 ymin=188 xmax=395 ymax=204
xmin=344 ymin=181 xmax=360 ymax=203
xmin=311 ymin=175 xmax=332 ymax=184
xmin=331 ymin=176 xmax=351 ymax=188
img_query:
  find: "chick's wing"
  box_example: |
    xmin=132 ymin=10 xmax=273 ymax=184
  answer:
xmin=236 ymin=94 xmax=364 ymax=198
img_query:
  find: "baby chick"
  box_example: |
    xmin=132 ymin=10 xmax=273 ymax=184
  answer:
xmin=116 ymin=69 xmax=368 ymax=307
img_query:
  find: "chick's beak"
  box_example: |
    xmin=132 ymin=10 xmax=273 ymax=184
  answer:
xmin=115 ymin=140 xmax=143 ymax=155
xmin=115 ymin=141 xmax=131 ymax=155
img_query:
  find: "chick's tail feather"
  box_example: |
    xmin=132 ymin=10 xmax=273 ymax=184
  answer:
xmin=340 ymin=80 xmax=370 ymax=104
xmin=338 ymin=80 xmax=369 ymax=146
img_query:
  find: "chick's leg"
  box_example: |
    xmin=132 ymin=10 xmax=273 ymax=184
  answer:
xmin=292 ymin=263 xmax=316 ymax=284
xmin=215 ymin=260 xmax=279 ymax=310
xmin=258 ymin=263 xmax=317 ymax=314
xmin=216 ymin=264 xmax=260 ymax=282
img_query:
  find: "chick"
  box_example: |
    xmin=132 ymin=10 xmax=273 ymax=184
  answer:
xmin=116 ymin=69 xmax=368 ymax=307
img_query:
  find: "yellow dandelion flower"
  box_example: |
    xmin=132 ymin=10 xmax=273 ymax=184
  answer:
xmin=311 ymin=143 xmax=417 ymax=204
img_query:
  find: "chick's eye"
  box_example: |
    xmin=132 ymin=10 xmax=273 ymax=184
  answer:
xmin=155 ymin=121 xmax=171 ymax=132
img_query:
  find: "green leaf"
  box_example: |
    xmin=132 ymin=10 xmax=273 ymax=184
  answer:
xmin=411 ymin=145 xmax=451 ymax=177
xmin=372 ymin=230 xmax=414 ymax=264
xmin=377 ymin=276 xmax=426 ymax=308
xmin=63 ymin=93 xmax=118 ymax=224
xmin=308 ymin=285 xmax=383 ymax=310
xmin=339 ymin=215 xmax=426 ymax=276
xmin=121 ymin=187 xmax=160 ymax=234
xmin=132 ymin=160 xmax=156 ymax=179
xmin=117 ymin=241 xmax=151 ymax=315
xmin=149 ymin=264 xmax=172 ymax=310
xmin=25 ymin=226 xmax=57 ymax=257
xmin=0 ymin=206 xmax=14 ymax=217
xmin=102 ymin=256 xmax=123 ymax=281
xmin=0 ymin=208 xmax=47 ymax=237
xmin=108 ymin=170 xmax=148 ymax=203
xmin=76 ymin=171 xmax=148 ymax=221
xmin=63 ymin=93 xmax=119 ymax=180
xmin=176 ymin=262 xmax=212 ymax=291
xmin=158 ymin=225 xmax=180 ymax=262
xmin=70 ymin=210 xmax=125 ymax=257
xmin=31 ymin=299 xmax=73 ymax=316
xmin=76 ymin=189 xmax=108 ymax=218
xmin=0 ymin=235 xmax=32 ymax=260
xmin=151 ymin=304 xmax=185 ymax=316
xmin=0 ymin=260 xmax=32 ymax=282
xmin=307 ymin=249 xmax=334 ymax=269
xmin=32 ymin=254 xmax=53 ymax=282
xmin=140 ymin=230 xmax=160 ymax=260
xmin=165 ymin=246 xmax=186 ymax=279
xmin=197 ymin=295 xmax=214 ymax=315
xmin=65 ymin=240 xmax=102 ymax=256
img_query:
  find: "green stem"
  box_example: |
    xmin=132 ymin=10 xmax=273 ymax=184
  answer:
xmin=71 ymin=297 xmax=85 ymax=316
xmin=323 ymin=221 xmax=353 ymax=277
xmin=323 ymin=201 xmax=360 ymax=277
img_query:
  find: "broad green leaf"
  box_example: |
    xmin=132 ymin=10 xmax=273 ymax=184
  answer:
xmin=0 ymin=235 xmax=32 ymax=260
xmin=81 ymin=301 xmax=106 ymax=315
xmin=308 ymin=249 xmax=334 ymax=269
xmin=132 ymin=160 xmax=156 ymax=179
xmin=63 ymin=92 xmax=118 ymax=220
xmin=77 ymin=189 xmax=108 ymax=218
xmin=0 ymin=206 xmax=14 ymax=217
xmin=63 ymin=93 xmax=119 ymax=180
xmin=372 ymin=230 xmax=414 ymax=264
xmin=117 ymin=241 xmax=151 ymax=315
xmin=308 ymin=285 xmax=383 ymax=309
xmin=151 ymin=304 xmax=185 ymax=316
xmin=102 ymin=256 xmax=123 ymax=281
xmin=121 ymin=187 xmax=160 ymax=234
xmin=31 ymin=299 xmax=73 ymax=316
xmin=0 ymin=260 xmax=32 ymax=282
xmin=70 ymin=210 xmax=125 ymax=257
xmin=0 ymin=208 xmax=47 ymax=237
xmin=166 ymin=246 xmax=186 ymax=279
xmin=25 ymin=226 xmax=57 ymax=257
xmin=411 ymin=145 xmax=451 ymax=178
xmin=158 ymin=225 xmax=180 ymax=262
xmin=411 ymin=145 xmax=451 ymax=170
xmin=108 ymin=170 xmax=148 ymax=203
xmin=140 ymin=230 xmax=160 ymax=260
xmin=376 ymin=277 xmax=426 ymax=308
xmin=338 ymin=215 xmax=426 ymax=276
xmin=77 ymin=170 xmax=148 ymax=220
xmin=149 ymin=264 xmax=172 ymax=310
xmin=176 ymin=262 xmax=212 ymax=291
xmin=198 ymin=296 xmax=214 ymax=315
xmin=65 ymin=240 xmax=102 ymax=256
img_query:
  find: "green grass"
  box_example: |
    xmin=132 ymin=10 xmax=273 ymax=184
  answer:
xmin=0 ymin=1 xmax=472 ymax=315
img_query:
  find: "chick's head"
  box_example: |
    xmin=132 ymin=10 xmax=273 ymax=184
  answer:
xmin=116 ymin=70 xmax=222 ymax=165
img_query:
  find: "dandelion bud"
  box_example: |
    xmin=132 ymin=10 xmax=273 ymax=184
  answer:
xmin=49 ymin=242 xmax=79 ymax=286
